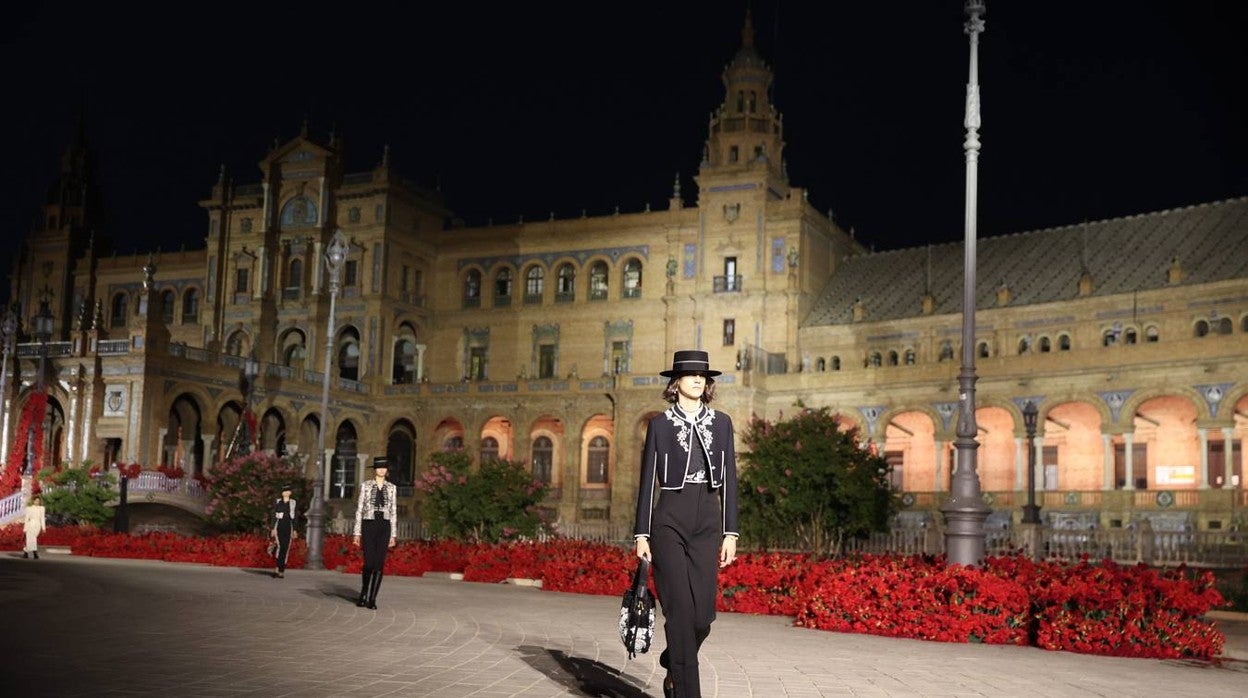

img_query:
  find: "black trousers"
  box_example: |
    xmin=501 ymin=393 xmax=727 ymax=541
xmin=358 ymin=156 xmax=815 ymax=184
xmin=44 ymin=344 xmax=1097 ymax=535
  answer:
xmin=650 ymin=483 xmax=721 ymax=698
xmin=360 ymin=518 xmax=392 ymax=573
xmin=274 ymin=520 xmax=293 ymax=572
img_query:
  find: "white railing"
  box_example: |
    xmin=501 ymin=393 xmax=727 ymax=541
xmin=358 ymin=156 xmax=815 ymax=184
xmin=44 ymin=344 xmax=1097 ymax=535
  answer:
xmin=127 ymin=472 xmax=208 ymax=500
xmin=0 ymin=491 xmax=24 ymax=523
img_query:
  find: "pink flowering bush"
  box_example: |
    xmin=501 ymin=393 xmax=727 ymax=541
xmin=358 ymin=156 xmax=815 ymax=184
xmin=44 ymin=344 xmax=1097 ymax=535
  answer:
xmin=204 ymin=453 xmax=310 ymax=533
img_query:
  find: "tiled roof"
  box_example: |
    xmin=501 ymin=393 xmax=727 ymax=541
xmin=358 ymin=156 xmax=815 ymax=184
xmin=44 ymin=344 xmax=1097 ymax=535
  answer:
xmin=804 ymin=198 xmax=1248 ymax=326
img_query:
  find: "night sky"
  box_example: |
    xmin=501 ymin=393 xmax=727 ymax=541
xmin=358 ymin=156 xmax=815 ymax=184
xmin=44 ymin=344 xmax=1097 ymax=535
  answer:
xmin=2 ymin=1 xmax=1246 ymax=304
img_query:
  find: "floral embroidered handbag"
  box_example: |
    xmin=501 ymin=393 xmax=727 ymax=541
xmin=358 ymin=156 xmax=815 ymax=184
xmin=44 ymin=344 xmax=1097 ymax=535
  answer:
xmin=618 ymin=557 xmax=655 ymax=658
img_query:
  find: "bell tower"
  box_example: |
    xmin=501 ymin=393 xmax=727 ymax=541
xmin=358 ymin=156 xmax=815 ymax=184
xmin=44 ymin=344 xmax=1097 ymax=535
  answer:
xmin=697 ymin=10 xmax=789 ymax=195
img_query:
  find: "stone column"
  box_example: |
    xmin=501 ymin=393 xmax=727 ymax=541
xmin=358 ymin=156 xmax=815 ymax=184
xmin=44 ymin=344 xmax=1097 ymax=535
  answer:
xmin=1013 ymin=436 xmax=1024 ymax=490
xmin=933 ymin=440 xmax=944 ymax=493
xmin=1198 ymin=427 xmax=1210 ymax=490
xmin=158 ymin=427 xmax=169 ymax=463
xmin=180 ymin=440 xmax=196 ymax=472
xmin=1124 ymin=432 xmax=1136 ymax=490
xmin=415 ymin=343 xmax=427 ymax=382
xmin=355 ymin=452 xmax=370 ymax=498
xmin=1102 ymin=433 xmax=1113 ymax=491
xmin=200 ymin=435 xmax=216 ymax=475
xmin=1034 ymin=435 xmax=1046 ymax=492
xmin=67 ymin=380 xmax=80 ymax=465
xmin=1223 ymin=426 xmax=1238 ymax=488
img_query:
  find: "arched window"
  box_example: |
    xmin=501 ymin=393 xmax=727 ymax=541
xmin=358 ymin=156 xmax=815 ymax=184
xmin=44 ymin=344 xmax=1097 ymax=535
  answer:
xmin=348 ymin=207 xmax=361 ymax=223
xmin=977 ymin=342 xmax=991 ymax=358
xmin=160 ymin=290 xmax=176 ymax=324
xmin=622 ymin=259 xmax=643 ymax=299
xmin=1058 ymin=333 xmax=1071 ymax=351
xmin=443 ymin=435 xmax=464 ymax=452
xmin=736 ymin=90 xmax=744 ymax=112
xmin=226 ymin=331 xmax=246 ymax=357
xmin=938 ymin=341 xmax=954 ymax=362
xmin=589 ymin=261 xmax=608 ymax=301
xmin=1242 ymin=316 xmax=1248 ymax=333
xmin=463 ymin=269 xmax=482 ymax=308
xmin=182 ymin=288 xmax=200 ymax=323
xmin=869 ymin=352 xmax=882 ymax=367
xmin=1124 ymin=327 xmax=1138 ymax=345
xmin=287 ymin=259 xmax=303 ymax=290
xmin=887 ymin=350 xmax=899 ymax=366
xmin=815 ymin=357 xmax=826 ymax=372
xmin=524 ymin=266 xmax=544 ymax=303
xmin=904 ymin=349 xmax=916 ymax=365
xmin=831 ymin=356 xmax=841 ymax=371
xmin=532 ymin=436 xmax=553 ymax=483
xmin=110 ymin=293 xmax=128 ymax=328
xmin=1217 ymin=317 xmax=1233 ymax=335
xmin=1194 ymin=320 xmax=1209 ymax=338
xmin=586 ymin=435 xmax=609 ymax=484
xmin=330 ymin=421 xmax=358 ymax=499
xmin=279 ymin=196 xmax=318 ymax=228
xmin=556 ymin=263 xmax=576 ymax=302
xmin=748 ymin=91 xmax=757 ymax=113
xmin=1102 ymin=329 xmax=1118 ymax=346
xmin=1145 ymin=325 xmax=1160 ymax=342
xmin=1039 ymin=336 xmax=1052 ymax=353
xmin=480 ymin=436 xmax=499 ymax=463
xmin=393 ymin=338 xmax=416 ymax=384
xmin=1018 ymin=337 xmax=1031 ymax=354
xmin=494 ymin=268 xmax=513 ymax=305
xmin=337 ymin=329 xmax=360 ymax=381
xmin=385 ymin=423 xmax=416 ymax=488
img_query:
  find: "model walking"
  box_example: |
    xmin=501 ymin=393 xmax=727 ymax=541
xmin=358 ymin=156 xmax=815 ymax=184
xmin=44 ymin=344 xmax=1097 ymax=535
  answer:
xmin=23 ymin=495 xmax=47 ymax=559
xmin=353 ymin=458 xmax=397 ymax=609
xmin=634 ymin=350 xmax=738 ymax=698
xmin=271 ymin=484 xmax=297 ymax=578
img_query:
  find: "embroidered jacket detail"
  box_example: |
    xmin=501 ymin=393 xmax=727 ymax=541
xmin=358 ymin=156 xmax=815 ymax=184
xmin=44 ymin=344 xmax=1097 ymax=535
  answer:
xmin=664 ymin=406 xmax=716 ymax=454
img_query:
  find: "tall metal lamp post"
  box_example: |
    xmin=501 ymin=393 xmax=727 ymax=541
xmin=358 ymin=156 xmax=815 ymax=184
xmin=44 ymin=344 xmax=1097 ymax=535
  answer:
xmin=1021 ymin=401 xmax=1041 ymax=524
xmin=241 ymin=352 xmax=260 ymax=455
xmin=0 ymin=307 xmax=18 ymax=463
xmin=24 ymin=296 xmax=55 ymax=476
xmin=940 ymin=0 xmax=991 ymax=565
xmin=305 ymin=229 xmax=349 ymax=570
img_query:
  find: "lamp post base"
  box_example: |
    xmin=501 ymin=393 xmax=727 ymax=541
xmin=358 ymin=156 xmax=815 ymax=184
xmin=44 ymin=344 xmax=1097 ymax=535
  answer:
xmin=1021 ymin=504 xmax=1042 ymax=525
xmin=940 ymin=495 xmax=991 ymax=566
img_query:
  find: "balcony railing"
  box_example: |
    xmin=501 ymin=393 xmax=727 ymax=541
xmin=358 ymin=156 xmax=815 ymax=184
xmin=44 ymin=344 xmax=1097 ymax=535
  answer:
xmin=713 ymin=275 xmax=743 ymax=293
xmin=281 ymin=288 xmax=302 ymax=301
xmin=555 ymin=291 xmax=574 ymax=303
xmin=462 ymin=296 xmax=481 ymax=309
xmin=97 ymin=339 xmax=130 ymax=355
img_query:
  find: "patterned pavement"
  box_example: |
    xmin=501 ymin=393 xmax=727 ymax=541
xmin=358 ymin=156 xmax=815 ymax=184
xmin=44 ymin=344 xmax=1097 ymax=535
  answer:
xmin=0 ymin=552 xmax=1244 ymax=697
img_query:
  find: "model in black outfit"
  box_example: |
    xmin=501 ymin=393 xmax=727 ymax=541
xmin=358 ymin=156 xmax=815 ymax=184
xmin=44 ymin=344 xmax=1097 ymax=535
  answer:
xmin=353 ymin=458 xmax=397 ymax=609
xmin=634 ymin=350 xmax=738 ymax=698
xmin=270 ymin=485 xmax=298 ymax=578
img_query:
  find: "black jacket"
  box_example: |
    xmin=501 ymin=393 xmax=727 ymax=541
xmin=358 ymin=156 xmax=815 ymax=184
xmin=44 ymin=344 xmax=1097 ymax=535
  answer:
xmin=633 ymin=405 xmax=739 ymax=538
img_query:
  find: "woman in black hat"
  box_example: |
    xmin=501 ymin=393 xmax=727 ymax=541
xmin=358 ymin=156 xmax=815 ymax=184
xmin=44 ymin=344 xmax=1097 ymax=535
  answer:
xmin=271 ymin=484 xmax=298 ymax=578
xmin=634 ymin=350 xmax=738 ymax=698
xmin=353 ymin=457 xmax=397 ymax=609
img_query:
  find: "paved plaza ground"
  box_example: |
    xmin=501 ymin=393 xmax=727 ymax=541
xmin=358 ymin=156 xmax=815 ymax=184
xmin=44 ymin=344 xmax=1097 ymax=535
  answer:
xmin=1 ymin=552 xmax=1245 ymax=697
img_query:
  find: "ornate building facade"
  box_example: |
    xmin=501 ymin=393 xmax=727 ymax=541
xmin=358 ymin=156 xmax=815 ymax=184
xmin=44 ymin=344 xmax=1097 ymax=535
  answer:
xmin=6 ymin=18 xmax=1247 ymax=532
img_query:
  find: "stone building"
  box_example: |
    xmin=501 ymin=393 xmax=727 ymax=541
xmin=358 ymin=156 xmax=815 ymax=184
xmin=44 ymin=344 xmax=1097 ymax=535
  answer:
xmin=5 ymin=17 xmax=1246 ymax=532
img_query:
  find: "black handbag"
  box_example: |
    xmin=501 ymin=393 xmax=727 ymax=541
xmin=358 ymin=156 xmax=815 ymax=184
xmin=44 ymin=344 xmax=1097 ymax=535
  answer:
xmin=618 ymin=557 xmax=655 ymax=658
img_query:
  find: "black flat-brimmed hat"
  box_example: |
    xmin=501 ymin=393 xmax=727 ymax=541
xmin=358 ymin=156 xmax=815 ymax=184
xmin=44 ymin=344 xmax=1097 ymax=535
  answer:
xmin=280 ymin=484 xmax=293 ymax=492
xmin=369 ymin=458 xmax=390 ymax=469
xmin=660 ymin=350 xmax=721 ymax=378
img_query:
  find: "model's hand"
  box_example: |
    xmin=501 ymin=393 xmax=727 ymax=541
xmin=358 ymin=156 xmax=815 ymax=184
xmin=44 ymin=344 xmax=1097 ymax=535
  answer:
xmin=388 ymin=537 xmax=397 ymax=549
xmin=292 ymin=531 xmax=298 ymax=540
xmin=719 ymin=536 xmax=737 ymax=568
xmin=635 ymin=537 xmax=651 ymax=561
xmin=352 ymin=535 xmax=361 ymax=547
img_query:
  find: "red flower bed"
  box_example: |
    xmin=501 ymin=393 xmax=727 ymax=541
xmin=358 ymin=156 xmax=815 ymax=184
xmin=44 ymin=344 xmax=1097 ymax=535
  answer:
xmin=1 ymin=524 xmax=1225 ymax=659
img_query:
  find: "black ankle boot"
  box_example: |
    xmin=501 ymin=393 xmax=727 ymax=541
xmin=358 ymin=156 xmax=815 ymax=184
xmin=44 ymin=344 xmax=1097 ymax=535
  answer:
xmin=32 ymin=551 xmax=38 ymax=559
xmin=357 ymin=570 xmax=370 ymax=607
xmin=366 ymin=571 xmax=383 ymax=610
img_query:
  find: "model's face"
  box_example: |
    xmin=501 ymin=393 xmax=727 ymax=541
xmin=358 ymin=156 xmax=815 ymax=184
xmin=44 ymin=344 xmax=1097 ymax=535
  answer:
xmin=281 ymin=490 xmax=292 ymax=499
xmin=676 ymin=373 xmax=707 ymax=401
xmin=374 ymin=468 xmax=388 ymax=480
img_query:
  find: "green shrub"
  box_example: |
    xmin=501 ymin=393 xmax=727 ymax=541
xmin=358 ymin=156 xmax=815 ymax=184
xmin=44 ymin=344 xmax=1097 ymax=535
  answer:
xmin=38 ymin=465 xmax=118 ymax=528
xmin=415 ymin=451 xmax=549 ymax=542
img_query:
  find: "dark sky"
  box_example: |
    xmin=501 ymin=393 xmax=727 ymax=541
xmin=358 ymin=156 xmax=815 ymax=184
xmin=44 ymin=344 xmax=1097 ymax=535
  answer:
xmin=2 ymin=1 xmax=1246 ymax=303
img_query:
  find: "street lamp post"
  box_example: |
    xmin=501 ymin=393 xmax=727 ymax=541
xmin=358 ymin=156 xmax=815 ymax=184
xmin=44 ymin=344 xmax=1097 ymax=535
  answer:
xmin=940 ymin=0 xmax=991 ymax=566
xmin=25 ymin=296 xmax=55 ymax=476
xmin=305 ymin=229 xmax=349 ymax=570
xmin=1021 ymin=401 xmax=1041 ymax=524
xmin=241 ymin=352 xmax=260 ymax=455
xmin=0 ymin=307 xmax=18 ymax=464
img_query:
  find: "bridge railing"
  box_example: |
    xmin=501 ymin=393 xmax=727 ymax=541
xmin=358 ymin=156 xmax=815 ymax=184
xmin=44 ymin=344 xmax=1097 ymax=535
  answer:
xmin=126 ymin=472 xmax=209 ymax=500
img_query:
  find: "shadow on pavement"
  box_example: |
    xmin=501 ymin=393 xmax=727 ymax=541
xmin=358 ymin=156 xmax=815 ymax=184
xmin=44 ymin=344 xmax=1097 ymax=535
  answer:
xmin=516 ymin=645 xmax=649 ymax=697
xmin=239 ymin=568 xmax=278 ymax=578
xmin=304 ymin=583 xmax=360 ymax=604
